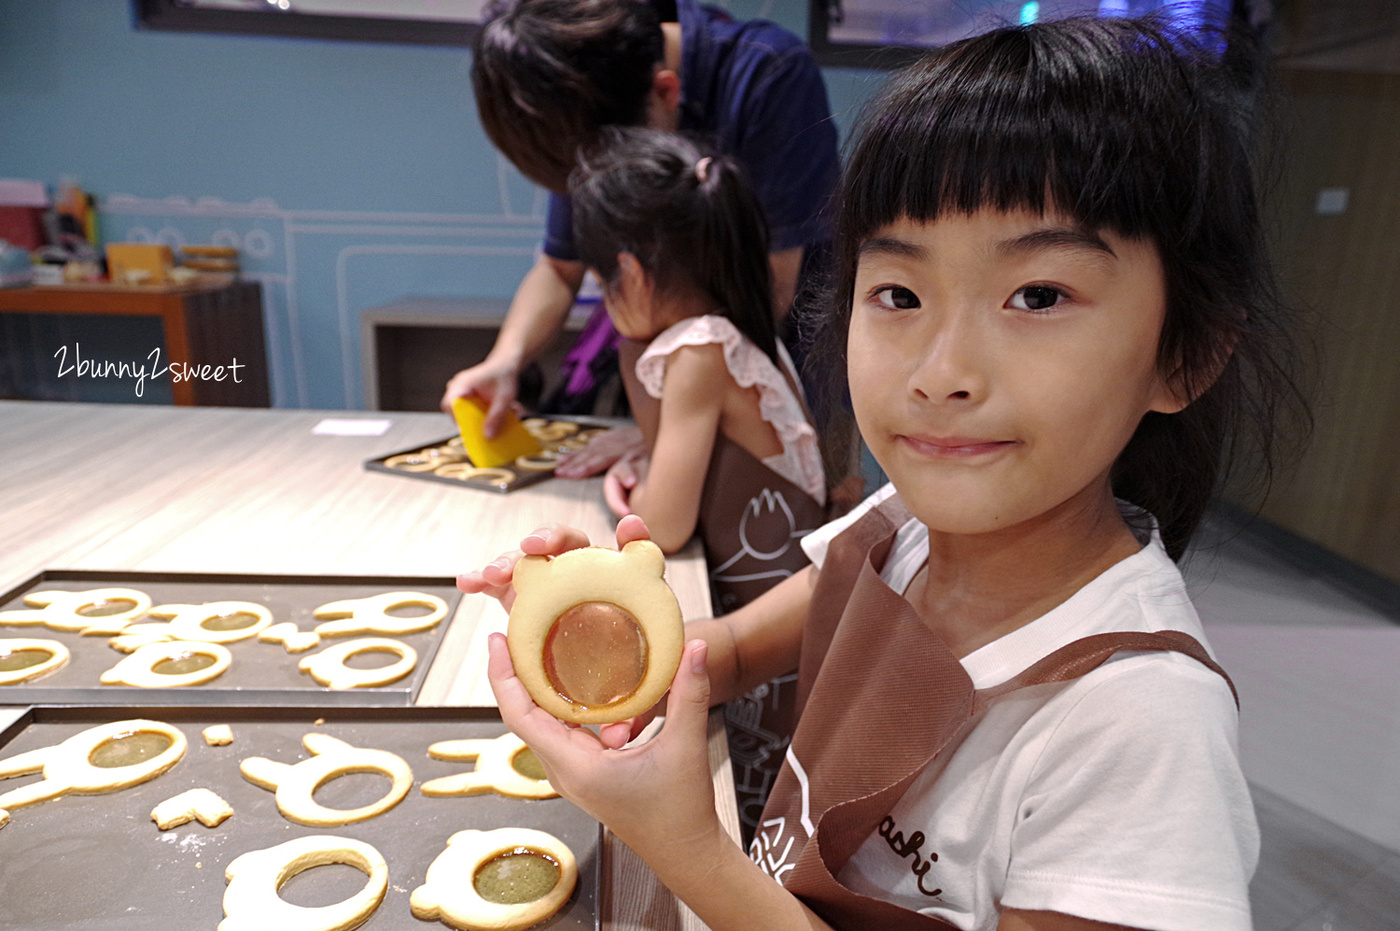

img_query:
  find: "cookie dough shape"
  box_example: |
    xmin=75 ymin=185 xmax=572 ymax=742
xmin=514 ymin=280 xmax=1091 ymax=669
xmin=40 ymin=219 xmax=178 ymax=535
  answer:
xmin=0 ymin=719 xmax=187 ymax=814
xmin=0 ymin=587 xmax=151 ymax=633
xmin=411 ymin=827 xmax=578 ymax=931
xmin=240 ymin=732 xmax=412 ymax=826
xmin=507 ymin=540 xmax=684 ymax=724
xmin=420 ymin=732 xmax=558 ymax=800
xmin=299 ymin=638 xmax=417 ymax=690
xmin=204 ymin=724 xmax=235 ymax=746
xmin=512 ymin=450 xmax=560 ymax=471
xmin=0 ymin=638 xmax=70 ymax=685
xmin=312 ymin=591 xmax=447 ymax=637
xmin=220 ymin=835 xmax=387 ymax=931
xmin=434 ymin=463 xmax=516 ymax=487
xmin=259 ymin=621 xmax=321 ymax=653
xmin=100 ymin=640 xmax=232 ymax=688
xmin=115 ymin=601 xmax=273 ymax=647
xmin=152 ymin=787 xmax=234 ymax=829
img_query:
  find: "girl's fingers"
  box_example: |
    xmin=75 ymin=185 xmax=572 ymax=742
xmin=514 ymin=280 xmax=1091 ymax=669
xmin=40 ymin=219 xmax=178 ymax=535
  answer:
xmin=603 ymin=474 xmax=633 ymax=517
xmin=662 ymin=640 xmax=712 ymax=744
xmin=455 ymin=570 xmax=488 ymax=594
xmin=486 ymin=633 xmax=568 ymax=746
xmin=519 ymin=523 xmax=594 ymax=556
xmin=597 ymin=721 xmax=635 ymax=750
xmin=615 ymin=514 xmax=651 ymax=547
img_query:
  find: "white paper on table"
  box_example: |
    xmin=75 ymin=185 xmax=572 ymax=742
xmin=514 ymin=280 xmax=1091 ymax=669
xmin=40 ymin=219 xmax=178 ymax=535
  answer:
xmin=311 ymin=418 xmax=393 ymax=436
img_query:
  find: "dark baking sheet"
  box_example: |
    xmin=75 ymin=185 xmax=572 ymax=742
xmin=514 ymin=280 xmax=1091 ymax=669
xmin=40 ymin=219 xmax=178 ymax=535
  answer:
xmin=0 ymin=570 xmax=461 ymax=706
xmin=0 ymin=705 xmax=601 ymax=931
xmin=364 ymin=416 xmax=614 ymax=493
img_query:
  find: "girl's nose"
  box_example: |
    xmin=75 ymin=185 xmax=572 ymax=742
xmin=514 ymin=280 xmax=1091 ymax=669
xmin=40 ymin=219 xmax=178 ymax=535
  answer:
xmin=909 ymin=313 xmax=986 ymax=403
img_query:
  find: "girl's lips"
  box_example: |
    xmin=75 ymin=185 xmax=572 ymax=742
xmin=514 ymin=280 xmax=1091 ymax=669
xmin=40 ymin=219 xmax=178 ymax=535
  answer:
xmin=899 ymin=435 xmax=1016 ymax=457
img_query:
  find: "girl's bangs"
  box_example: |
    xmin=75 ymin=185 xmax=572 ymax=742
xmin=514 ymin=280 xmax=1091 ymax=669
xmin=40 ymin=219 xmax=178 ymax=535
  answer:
xmin=843 ymin=20 xmax=1213 ymax=245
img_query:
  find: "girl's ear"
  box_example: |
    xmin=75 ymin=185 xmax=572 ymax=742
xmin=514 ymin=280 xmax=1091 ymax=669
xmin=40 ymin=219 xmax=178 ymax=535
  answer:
xmin=616 ymin=252 xmax=647 ymax=291
xmin=1151 ymin=334 xmax=1238 ymax=414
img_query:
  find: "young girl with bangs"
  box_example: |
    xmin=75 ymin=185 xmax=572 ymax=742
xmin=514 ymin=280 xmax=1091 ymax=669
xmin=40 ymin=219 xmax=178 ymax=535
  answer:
xmin=460 ymin=14 xmax=1308 ymax=931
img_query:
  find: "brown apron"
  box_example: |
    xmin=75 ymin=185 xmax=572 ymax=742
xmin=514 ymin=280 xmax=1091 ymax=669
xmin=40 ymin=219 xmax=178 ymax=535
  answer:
xmin=753 ymin=495 xmax=1238 ymax=930
xmin=696 ymin=433 xmax=828 ymax=840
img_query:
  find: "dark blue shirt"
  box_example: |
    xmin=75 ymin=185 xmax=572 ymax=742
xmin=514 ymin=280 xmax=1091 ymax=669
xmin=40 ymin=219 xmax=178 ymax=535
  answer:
xmin=542 ymin=0 xmax=839 ymax=261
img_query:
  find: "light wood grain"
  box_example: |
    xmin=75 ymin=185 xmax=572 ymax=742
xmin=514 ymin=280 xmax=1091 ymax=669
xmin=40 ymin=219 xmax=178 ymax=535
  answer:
xmin=0 ymin=399 xmax=734 ymax=930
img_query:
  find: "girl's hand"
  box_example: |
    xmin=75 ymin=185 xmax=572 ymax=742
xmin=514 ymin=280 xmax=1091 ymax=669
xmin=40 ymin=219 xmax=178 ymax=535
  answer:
xmin=487 ymin=632 xmax=722 ymax=861
xmin=603 ymin=452 xmax=649 ymax=517
xmin=456 ymin=515 xmax=652 ymax=612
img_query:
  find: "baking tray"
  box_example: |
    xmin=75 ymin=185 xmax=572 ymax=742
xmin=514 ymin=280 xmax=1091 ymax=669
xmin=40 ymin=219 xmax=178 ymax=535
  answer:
xmin=0 ymin=570 xmax=461 ymax=706
xmin=364 ymin=416 xmax=614 ymax=493
xmin=0 ymin=704 xmax=601 ymax=931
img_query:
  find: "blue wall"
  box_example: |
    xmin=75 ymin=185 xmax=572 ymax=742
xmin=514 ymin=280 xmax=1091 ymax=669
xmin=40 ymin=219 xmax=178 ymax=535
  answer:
xmin=0 ymin=0 xmax=886 ymax=409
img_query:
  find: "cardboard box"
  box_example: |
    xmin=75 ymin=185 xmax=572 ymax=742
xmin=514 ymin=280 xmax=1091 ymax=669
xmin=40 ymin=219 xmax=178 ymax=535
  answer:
xmin=106 ymin=242 xmax=173 ymax=286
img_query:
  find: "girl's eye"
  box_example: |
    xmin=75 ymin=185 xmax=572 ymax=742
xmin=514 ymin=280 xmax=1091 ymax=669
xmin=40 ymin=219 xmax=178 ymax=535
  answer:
xmin=1008 ymin=285 xmax=1065 ymax=312
xmin=874 ymin=286 xmax=920 ymax=310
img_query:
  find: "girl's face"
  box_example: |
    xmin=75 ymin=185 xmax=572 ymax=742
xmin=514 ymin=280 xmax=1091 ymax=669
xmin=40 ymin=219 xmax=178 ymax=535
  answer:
xmin=601 ymin=252 xmax=697 ymax=342
xmin=848 ymin=210 xmax=1185 ymax=537
xmin=600 ymin=252 xmax=658 ymax=342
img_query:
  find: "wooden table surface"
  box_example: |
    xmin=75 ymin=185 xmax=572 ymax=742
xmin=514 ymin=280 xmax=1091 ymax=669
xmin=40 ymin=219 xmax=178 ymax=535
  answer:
xmin=0 ymin=399 xmax=736 ymax=930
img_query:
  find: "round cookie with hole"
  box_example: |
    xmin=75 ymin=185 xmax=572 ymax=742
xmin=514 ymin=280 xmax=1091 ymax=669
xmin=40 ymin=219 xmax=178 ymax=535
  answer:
xmin=507 ymin=540 xmax=683 ymax=725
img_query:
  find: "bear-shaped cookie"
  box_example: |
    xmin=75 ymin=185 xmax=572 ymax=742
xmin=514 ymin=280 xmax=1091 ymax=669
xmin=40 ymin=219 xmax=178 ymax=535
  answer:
xmin=410 ymin=827 xmax=577 ymax=931
xmin=507 ymin=539 xmax=683 ymax=724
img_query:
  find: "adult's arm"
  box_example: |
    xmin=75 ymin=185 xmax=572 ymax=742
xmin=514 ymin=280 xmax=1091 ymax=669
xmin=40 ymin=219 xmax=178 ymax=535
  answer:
xmin=439 ymin=253 xmax=585 ymax=433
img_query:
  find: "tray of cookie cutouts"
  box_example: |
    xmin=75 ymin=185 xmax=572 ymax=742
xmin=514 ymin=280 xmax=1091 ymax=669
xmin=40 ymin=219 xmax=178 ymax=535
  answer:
xmin=0 ymin=569 xmax=462 ymax=706
xmin=365 ymin=415 xmax=615 ymax=493
xmin=0 ymin=704 xmax=600 ymax=931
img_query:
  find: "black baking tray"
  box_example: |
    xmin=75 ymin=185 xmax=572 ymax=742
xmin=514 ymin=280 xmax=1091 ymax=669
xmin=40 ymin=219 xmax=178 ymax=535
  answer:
xmin=0 ymin=704 xmax=601 ymax=931
xmin=0 ymin=570 xmax=461 ymax=706
xmin=364 ymin=416 xmax=613 ymax=494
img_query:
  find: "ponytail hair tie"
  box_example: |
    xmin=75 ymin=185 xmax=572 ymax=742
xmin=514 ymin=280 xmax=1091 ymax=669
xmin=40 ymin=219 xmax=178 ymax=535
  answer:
xmin=694 ymin=156 xmax=713 ymax=183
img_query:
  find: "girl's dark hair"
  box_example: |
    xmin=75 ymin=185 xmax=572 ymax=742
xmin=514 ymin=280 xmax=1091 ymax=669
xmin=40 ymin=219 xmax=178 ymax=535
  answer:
xmin=816 ymin=14 xmax=1310 ymax=559
xmin=570 ymin=127 xmax=779 ymax=363
xmin=472 ymin=0 xmax=664 ymax=192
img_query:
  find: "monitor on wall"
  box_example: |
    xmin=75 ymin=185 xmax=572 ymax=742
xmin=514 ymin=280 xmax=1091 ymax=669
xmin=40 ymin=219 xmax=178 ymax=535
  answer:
xmin=809 ymin=0 xmax=1247 ymax=68
xmin=134 ymin=0 xmax=491 ymax=46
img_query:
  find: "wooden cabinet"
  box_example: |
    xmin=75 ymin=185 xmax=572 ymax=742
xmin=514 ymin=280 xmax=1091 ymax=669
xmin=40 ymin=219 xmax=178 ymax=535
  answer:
xmin=0 ymin=280 xmax=270 ymax=407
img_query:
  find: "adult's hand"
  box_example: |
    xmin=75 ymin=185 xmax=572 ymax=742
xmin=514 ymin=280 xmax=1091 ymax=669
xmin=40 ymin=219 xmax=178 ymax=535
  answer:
xmin=439 ymin=355 xmax=520 ymax=437
xmin=554 ymin=425 xmax=646 ymax=478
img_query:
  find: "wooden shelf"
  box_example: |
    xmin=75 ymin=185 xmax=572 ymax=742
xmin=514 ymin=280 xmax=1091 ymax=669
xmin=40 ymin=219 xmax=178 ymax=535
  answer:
xmin=0 ymin=280 xmax=270 ymax=407
xmin=361 ymin=296 xmax=591 ymax=411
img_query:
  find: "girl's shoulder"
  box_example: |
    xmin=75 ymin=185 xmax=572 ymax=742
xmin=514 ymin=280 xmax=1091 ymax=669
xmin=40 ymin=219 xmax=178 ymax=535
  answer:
xmin=636 ymin=315 xmax=763 ymax=397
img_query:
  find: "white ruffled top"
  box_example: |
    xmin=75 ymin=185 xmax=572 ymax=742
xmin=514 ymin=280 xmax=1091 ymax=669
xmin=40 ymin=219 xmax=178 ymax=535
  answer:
xmin=636 ymin=315 xmax=826 ymax=505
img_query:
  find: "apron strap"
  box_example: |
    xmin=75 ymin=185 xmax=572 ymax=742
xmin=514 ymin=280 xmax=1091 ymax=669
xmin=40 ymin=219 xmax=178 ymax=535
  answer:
xmin=976 ymin=628 xmax=1239 ymax=709
xmin=795 ymin=494 xmax=912 ymax=713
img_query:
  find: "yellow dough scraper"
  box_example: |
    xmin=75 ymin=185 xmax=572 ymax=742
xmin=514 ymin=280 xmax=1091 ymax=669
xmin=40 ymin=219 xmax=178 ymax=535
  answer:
xmin=451 ymin=396 xmax=543 ymax=468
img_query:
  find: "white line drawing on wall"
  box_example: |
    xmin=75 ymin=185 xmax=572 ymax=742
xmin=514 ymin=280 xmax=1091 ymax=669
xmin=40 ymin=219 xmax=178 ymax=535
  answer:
xmin=333 ymin=242 xmax=538 ymax=407
xmin=101 ymin=160 xmax=547 ymax=409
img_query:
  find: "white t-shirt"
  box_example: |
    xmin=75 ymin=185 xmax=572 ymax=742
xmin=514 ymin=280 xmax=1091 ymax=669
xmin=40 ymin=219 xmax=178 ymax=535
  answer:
xmin=796 ymin=485 xmax=1259 ymax=931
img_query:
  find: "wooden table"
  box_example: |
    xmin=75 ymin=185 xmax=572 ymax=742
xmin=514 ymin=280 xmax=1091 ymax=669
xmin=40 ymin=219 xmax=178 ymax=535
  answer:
xmin=0 ymin=280 xmax=270 ymax=406
xmin=0 ymin=399 xmax=735 ymax=930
